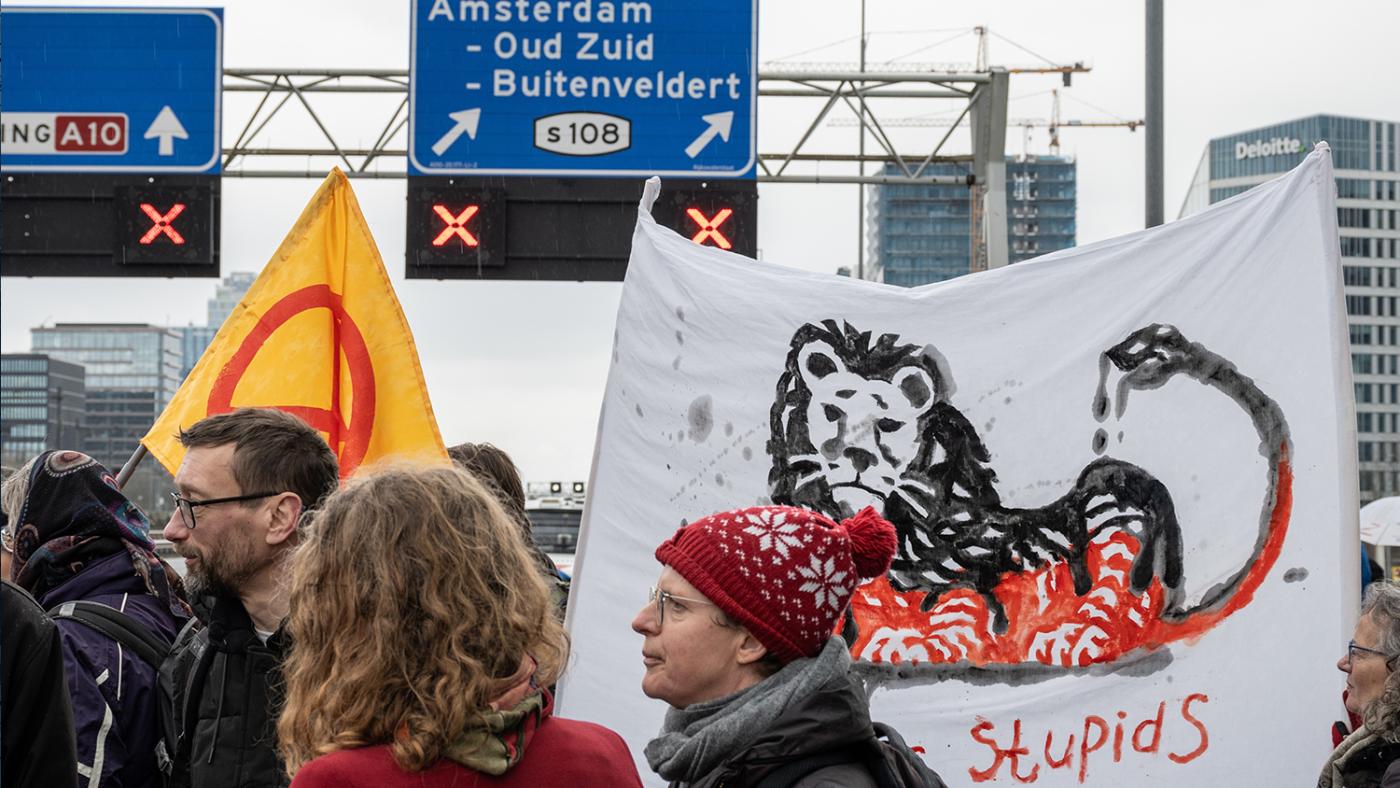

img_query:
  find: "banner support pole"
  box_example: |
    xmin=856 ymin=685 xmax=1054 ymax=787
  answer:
xmin=115 ymin=444 xmax=149 ymax=491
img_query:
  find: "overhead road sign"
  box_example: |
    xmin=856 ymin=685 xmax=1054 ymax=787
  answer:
xmin=409 ymin=0 xmax=757 ymax=177
xmin=0 ymin=7 xmax=223 ymax=173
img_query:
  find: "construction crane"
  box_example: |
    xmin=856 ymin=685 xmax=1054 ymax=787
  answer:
xmin=829 ymin=90 xmax=1144 ymax=156
xmin=972 ymin=26 xmax=1089 ymax=85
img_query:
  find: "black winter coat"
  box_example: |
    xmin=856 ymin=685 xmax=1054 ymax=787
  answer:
xmin=159 ymin=595 xmax=289 ymax=788
xmin=2 ymin=581 xmax=78 ymax=788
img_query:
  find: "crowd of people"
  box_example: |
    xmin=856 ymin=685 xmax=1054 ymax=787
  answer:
xmin=0 ymin=405 xmax=1394 ymax=787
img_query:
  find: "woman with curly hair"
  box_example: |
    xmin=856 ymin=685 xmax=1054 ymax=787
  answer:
xmin=1322 ymin=581 xmax=1400 ymax=787
xmin=277 ymin=465 xmax=641 ymax=787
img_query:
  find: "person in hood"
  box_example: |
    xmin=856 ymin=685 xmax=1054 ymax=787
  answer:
xmin=634 ymin=504 xmax=917 ymax=788
xmin=2 ymin=450 xmax=190 ymax=788
xmin=277 ymin=464 xmax=640 ymax=787
xmin=160 ymin=407 xmax=340 ymax=788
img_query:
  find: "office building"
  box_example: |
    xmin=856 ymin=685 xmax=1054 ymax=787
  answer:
xmin=180 ymin=271 xmax=255 ymax=378
xmin=31 ymin=323 xmax=183 ymax=516
xmin=208 ymin=271 xmax=255 ymax=327
xmin=867 ymin=155 xmax=1077 ymax=286
xmin=1179 ymin=114 xmax=1400 ymax=509
xmin=0 ymin=354 xmax=86 ymax=467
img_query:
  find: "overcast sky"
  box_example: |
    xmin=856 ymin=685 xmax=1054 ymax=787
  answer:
xmin=3 ymin=0 xmax=1398 ymax=482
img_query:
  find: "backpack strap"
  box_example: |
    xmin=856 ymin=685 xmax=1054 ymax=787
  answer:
xmin=50 ymin=600 xmax=171 ymax=668
xmin=160 ymin=618 xmax=215 ymax=785
xmin=871 ymin=722 xmax=949 ymax=788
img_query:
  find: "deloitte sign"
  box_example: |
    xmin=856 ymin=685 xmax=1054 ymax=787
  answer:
xmin=1235 ymin=136 xmax=1303 ymax=160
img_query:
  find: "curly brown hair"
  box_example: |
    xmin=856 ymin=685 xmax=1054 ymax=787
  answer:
xmin=276 ymin=464 xmax=568 ymax=775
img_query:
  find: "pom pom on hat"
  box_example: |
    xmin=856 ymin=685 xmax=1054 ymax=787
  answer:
xmin=841 ymin=506 xmax=898 ymax=579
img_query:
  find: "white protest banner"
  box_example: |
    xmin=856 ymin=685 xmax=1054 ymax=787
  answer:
xmin=560 ymin=144 xmax=1354 ymax=785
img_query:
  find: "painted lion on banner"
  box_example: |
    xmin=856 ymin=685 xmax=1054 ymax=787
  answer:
xmin=767 ymin=320 xmax=1293 ymax=668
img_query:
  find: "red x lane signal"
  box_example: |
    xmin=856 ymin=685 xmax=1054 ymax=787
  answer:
xmin=432 ymin=204 xmax=480 ymax=247
xmin=139 ymin=203 xmax=187 ymax=244
xmin=685 ymin=207 xmax=733 ymax=250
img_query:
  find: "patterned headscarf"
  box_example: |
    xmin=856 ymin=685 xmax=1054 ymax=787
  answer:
xmin=10 ymin=450 xmax=189 ymax=618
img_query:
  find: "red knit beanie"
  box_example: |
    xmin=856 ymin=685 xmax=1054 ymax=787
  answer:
xmin=654 ymin=505 xmax=897 ymax=664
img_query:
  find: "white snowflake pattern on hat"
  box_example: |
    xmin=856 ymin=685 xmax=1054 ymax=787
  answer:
xmin=796 ymin=555 xmax=850 ymax=610
xmin=741 ymin=509 xmax=806 ymax=559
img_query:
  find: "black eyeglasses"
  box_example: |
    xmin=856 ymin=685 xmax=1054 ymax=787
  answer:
xmin=170 ymin=491 xmax=282 ymax=530
xmin=1347 ymin=640 xmax=1396 ymax=666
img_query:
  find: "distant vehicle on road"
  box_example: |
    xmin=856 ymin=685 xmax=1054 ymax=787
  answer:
xmin=527 ymin=480 xmax=584 ymax=575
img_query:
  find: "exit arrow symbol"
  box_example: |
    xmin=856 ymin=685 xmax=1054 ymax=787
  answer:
xmin=144 ymin=106 xmax=188 ymax=156
xmin=431 ymin=108 xmax=481 ymax=156
xmin=684 ymin=111 xmax=734 ymax=159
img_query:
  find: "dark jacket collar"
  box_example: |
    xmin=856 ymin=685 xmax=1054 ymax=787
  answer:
xmin=198 ymin=594 xmax=286 ymax=655
xmin=697 ymin=671 xmax=876 ymax=787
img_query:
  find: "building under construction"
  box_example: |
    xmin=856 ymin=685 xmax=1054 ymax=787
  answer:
xmin=866 ymin=154 xmax=1076 ymax=286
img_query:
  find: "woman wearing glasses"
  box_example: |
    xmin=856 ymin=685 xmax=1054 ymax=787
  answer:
xmin=277 ymin=465 xmax=640 ymax=787
xmin=1321 ymin=581 xmax=1400 ymax=787
xmin=0 ymin=450 xmax=190 ymax=788
xmin=632 ymin=504 xmax=946 ymax=788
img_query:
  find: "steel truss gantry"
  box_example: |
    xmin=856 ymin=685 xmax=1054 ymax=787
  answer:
xmin=221 ymin=67 xmax=1005 ymax=184
xmin=220 ymin=66 xmax=1012 ymax=267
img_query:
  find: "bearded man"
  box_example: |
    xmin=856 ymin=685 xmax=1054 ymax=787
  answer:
xmin=160 ymin=408 xmax=338 ymax=788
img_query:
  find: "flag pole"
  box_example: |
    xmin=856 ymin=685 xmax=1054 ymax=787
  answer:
xmin=115 ymin=444 xmax=148 ymax=490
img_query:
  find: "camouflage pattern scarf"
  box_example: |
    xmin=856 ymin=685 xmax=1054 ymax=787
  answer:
xmin=442 ymin=657 xmax=550 ymax=776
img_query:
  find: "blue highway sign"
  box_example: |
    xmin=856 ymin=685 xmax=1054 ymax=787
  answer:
xmin=409 ymin=0 xmax=756 ymax=177
xmin=0 ymin=7 xmax=223 ymax=173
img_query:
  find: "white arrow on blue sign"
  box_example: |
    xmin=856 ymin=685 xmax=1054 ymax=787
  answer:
xmin=409 ymin=0 xmax=756 ymax=178
xmin=0 ymin=7 xmax=223 ymax=173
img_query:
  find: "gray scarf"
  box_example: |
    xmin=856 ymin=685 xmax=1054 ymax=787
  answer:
xmin=1320 ymin=726 xmax=1379 ymax=787
xmin=644 ymin=637 xmax=852 ymax=785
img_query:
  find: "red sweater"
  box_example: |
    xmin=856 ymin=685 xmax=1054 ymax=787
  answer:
xmin=287 ymin=716 xmax=642 ymax=788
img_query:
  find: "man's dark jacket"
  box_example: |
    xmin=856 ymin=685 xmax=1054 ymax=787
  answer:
xmin=159 ymin=595 xmax=289 ymax=788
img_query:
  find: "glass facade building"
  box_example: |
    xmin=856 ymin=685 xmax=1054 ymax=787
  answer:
xmin=0 ymin=354 xmax=86 ymax=468
xmin=868 ymin=155 xmax=1077 ymax=287
xmin=1180 ymin=114 xmax=1400 ymax=508
xmin=208 ymin=271 xmax=255 ymax=327
xmin=180 ymin=271 xmax=255 ymax=379
xmin=31 ymin=324 xmax=182 ymax=468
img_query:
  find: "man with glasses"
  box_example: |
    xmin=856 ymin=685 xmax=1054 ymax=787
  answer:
xmin=160 ymin=408 xmax=338 ymax=788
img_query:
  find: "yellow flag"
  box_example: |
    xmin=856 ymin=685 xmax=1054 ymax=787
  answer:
xmin=143 ymin=169 xmax=448 ymax=478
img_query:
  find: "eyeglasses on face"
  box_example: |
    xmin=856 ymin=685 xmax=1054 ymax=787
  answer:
xmin=1347 ymin=640 xmax=1395 ymax=666
xmin=169 ymin=490 xmax=283 ymax=530
xmin=647 ymin=585 xmax=717 ymax=626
